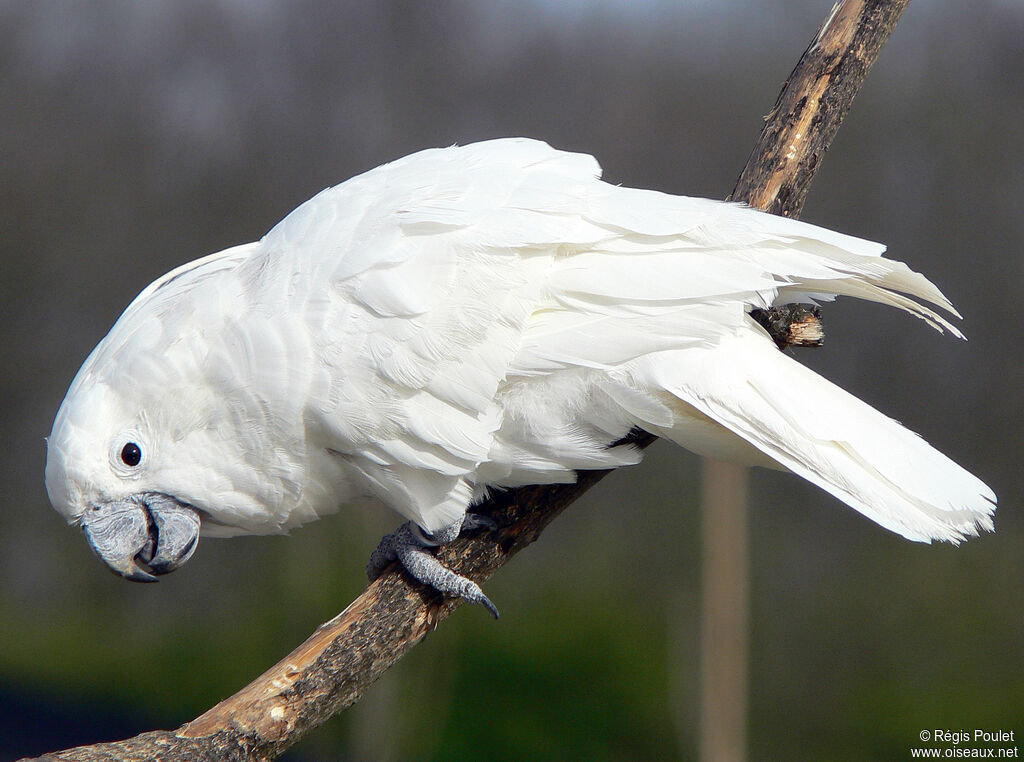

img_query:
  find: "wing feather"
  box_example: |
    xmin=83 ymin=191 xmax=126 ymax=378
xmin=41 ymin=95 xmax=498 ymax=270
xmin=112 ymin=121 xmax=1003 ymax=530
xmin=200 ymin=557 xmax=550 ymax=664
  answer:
xmin=634 ymin=333 xmax=995 ymax=542
xmin=228 ymin=138 xmax=992 ymax=535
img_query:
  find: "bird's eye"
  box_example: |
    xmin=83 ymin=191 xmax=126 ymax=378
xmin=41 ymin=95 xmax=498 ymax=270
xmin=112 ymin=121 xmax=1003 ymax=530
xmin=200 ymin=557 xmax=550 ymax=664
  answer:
xmin=120 ymin=442 xmax=142 ymax=467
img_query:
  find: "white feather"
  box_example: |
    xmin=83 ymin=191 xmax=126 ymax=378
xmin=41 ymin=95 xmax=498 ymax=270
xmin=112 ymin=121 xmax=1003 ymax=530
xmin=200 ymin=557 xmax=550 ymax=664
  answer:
xmin=633 ymin=332 xmax=994 ymax=542
xmin=45 ymin=138 xmax=996 ymax=542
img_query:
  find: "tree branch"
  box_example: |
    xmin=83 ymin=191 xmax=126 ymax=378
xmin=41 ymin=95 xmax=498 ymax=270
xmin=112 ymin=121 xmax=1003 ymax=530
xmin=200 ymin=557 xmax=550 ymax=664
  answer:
xmin=731 ymin=0 xmax=909 ymax=215
xmin=26 ymin=2 xmax=909 ymax=759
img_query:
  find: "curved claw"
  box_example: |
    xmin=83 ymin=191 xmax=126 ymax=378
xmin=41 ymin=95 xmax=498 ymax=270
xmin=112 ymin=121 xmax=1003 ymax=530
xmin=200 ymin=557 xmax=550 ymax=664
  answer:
xmin=467 ymin=586 xmax=500 ymax=620
xmin=396 ymin=544 xmax=500 ymax=619
xmin=367 ymin=518 xmax=500 ymax=617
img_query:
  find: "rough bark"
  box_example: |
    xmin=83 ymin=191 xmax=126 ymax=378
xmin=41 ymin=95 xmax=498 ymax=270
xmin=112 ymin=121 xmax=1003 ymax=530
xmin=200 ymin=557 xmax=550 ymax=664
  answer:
xmin=25 ymin=1 xmax=910 ymax=759
xmin=731 ymin=0 xmax=910 ymax=215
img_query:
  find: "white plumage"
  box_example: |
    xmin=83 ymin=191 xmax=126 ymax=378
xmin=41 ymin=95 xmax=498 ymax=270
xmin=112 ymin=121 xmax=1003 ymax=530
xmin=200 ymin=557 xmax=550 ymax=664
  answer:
xmin=45 ymin=138 xmax=995 ymax=572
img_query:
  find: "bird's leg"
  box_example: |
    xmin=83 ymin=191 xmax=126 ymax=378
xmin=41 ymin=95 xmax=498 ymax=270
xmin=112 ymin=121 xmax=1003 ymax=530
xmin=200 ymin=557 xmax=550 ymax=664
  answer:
xmin=365 ymin=513 xmax=499 ymax=618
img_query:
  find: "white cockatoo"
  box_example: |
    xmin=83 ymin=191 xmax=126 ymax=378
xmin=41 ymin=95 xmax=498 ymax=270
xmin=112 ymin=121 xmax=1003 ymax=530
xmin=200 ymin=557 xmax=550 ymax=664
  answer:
xmin=45 ymin=138 xmax=996 ymax=616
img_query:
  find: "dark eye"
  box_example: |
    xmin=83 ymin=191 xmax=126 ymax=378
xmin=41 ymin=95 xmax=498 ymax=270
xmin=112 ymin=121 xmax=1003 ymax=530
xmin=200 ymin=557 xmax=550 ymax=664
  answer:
xmin=120 ymin=442 xmax=142 ymax=467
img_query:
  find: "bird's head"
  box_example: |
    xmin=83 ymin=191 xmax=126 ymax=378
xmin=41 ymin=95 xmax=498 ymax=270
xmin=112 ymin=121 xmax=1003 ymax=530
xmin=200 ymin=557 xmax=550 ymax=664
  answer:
xmin=43 ymin=264 xmax=255 ymax=584
xmin=45 ymin=245 xmax=334 ymax=581
xmin=45 ymin=374 xmax=203 ymax=582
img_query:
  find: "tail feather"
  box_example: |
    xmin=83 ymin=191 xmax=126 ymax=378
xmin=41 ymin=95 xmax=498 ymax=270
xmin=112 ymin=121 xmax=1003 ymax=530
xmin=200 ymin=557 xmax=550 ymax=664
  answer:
xmin=634 ymin=332 xmax=995 ymax=543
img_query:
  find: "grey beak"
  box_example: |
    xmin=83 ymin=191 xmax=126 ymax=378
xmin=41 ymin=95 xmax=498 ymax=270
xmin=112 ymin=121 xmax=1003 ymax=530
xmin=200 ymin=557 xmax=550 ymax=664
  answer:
xmin=81 ymin=493 xmax=200 ymax=582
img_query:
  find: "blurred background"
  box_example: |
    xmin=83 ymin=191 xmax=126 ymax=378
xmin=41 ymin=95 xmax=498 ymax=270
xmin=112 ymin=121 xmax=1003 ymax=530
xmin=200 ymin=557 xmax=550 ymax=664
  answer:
xmin=1 ymin=1 xmax=1021 ymax=759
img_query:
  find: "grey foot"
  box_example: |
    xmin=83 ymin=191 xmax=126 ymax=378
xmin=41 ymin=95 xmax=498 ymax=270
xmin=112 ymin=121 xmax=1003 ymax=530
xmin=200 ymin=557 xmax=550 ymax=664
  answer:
xmin=365 ymin=514 xmax=499 ymax=619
